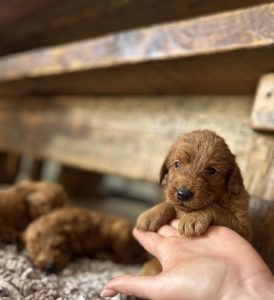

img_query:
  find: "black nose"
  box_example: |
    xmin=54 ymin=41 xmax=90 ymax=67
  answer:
xmin=176 ymin=188 xmax=194 ymax=201
xmin=44 ymin=262 xmax=58 ymax=273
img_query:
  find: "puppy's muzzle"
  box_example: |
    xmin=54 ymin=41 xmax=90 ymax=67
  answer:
xmin=176 ymin=188 xmax=194 ymax=201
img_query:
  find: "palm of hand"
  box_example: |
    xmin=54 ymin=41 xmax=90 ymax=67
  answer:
xmin=102 ymin=221 xmax=273 ymax=300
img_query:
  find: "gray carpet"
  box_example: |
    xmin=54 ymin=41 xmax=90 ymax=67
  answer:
xmin=0 ymin=245 xmax=139 ymax=300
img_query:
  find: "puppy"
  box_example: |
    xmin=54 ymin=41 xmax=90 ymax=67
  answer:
xmin=0 ymin=181 xmax=68 ymax=243
xmin=137 ymin=130 xmax=251 ymax=274
xmin=24 ymin=207 xmax=147 ymax=272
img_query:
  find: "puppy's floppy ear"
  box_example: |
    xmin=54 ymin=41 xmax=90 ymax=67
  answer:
xmin=159 ymin=158 xmax=168 ymax=186
xmin=227 ymin=162 xmax=244 ymax=195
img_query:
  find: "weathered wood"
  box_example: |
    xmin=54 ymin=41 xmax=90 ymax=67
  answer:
xmin=30 ymin=158 xmax=44 ymax=180
xmin=252 ymin=74 xmax=274 ymax=131
xmin=58 ymin=166 xmax=103 ymax=198
xmin=245 ymin=132 xmax=274 ymax=201
xmin=0 ymin=96 xmax=253 ymax=182
xmin=250 ymin=197 xmax=274 ymax=273
xmin=247 ymin=132 xmax=274 ymax=199
xmin=1 ymin=3 xmax=274 ymax=81
xmin=0 ymin=4 xmax=274 ymax=95
xmin=0 ymin=47 xmax=273 ymax=96
xmin=0 ymin=0 xmax=272 ymax=56
xmin=0 ymin=153 xmax=21 ymax=183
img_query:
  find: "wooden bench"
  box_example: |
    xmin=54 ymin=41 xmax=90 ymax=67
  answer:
xmin=0 ymin=0 xmax=273 ymax=271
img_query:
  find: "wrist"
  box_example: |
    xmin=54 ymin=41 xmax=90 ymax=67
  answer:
xmin=240 ymin=273 xmax=274 ymax=300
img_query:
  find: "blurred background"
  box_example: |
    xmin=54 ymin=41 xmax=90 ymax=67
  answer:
xmin=0 ymin=0 xmax=273 ymax=224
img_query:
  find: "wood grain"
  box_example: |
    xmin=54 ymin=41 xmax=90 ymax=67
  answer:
xmin=245 ymin=132 xmax=274 ymax=201
xmin=0 ymin=0 xmax=272 ymax=56
xmin=250 ymin=197 xmax=274 ymax=273
xmin=0 ymin=47 xmax=273 ymax=96
xmin=0 ymin=4 xmax=274 ymax=95
xmin=0 ymin=96 xmax=253 ymax=182
xmin=252 ymin=73 xmax=274 ymax=131
xmin=0 ymin=3 xmax=274 ymax=82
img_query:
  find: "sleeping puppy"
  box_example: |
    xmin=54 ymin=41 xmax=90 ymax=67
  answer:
xmin=137 ymin=129 xmax=251 ymax=275
xmin=0 ymin=181 xmax=68 ymax=244
xmin=23 ymin=207 xmax=147 ymax=272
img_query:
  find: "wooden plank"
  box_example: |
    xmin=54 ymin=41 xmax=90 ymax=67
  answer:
xmin=245 ymin=132 xmax=274 ymax=201
xmin=0 ymin=1 xmax=272 ymax=56
xmin=58 ymin=166 xmax=103 ymax=198
xmin=0 ymin=96 xmax=253 ymax=182
xmin=0 ymin=152 xmax=21 ymax=184
xmin=1 ymin=3 xmax=274 ymax=81
xmin=0 ymin=4 xmax=274 ymax=95
xmin=0 ymin=47 xmax=274 ymax=96
xmin=252 ymin=73 xmax=274 ymax=131
xmin=30 ymin=158 xmax=44 ymax=180
xmin=250 ymin=197 xmax=274 ymax=273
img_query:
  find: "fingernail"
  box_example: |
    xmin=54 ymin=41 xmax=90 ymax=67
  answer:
xmin=100 ymin=288 xmax=117 ymax=298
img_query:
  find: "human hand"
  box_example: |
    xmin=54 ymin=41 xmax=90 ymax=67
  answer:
xmin=102 ymin=221 xmax=274 ymax=300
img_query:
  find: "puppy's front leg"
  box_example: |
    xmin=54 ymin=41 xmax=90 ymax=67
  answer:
xmin=178 ymin=206 xmax=251 ymax=240
xmin=210 ymin=205 xmax=251 ymax=241
xmin=137 ymin=202 xmax=176 ymax=232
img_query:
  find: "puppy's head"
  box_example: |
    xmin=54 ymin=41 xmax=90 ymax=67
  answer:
xmin=15 ymin=181 xmax=68 ymax=220
xmin=160 ymin=130 xmax=244 ymax=212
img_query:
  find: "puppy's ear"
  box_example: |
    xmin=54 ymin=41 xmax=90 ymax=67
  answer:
xmin=25 ymin=192 xmax=50 ymax=219
xmin=227 ymin=162 xmax=244 ymax=195
xmin=159 ymin=159 xmax=168 ymax=186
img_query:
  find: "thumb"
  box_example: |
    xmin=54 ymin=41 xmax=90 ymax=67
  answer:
xmin=102 ymin=274 xmax=158 ymax=299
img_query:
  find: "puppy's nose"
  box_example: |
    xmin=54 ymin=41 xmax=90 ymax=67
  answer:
xmin=176 ymin=188 xmax=194 ymax=201
xmin=43 ymin=262 xmax=58 ymax=273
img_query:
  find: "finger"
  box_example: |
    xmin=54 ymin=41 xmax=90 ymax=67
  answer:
xmin=102 ymin=274 xmax=157 ymax=299
xmin=133 ymin=228 xmax=164 ymax=257
xmin=170 ymin=219 xmax=180 ymax=229
xmin=158 ymin=225 xmax=181 ymax=238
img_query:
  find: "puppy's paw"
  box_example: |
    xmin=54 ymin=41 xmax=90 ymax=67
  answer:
xmin=136 ymin=211 xmax=164 ymax=232
xmin=136 ymin=203 xmax=176 ymax=232
xmin=178 ymin=213 xmax=211 ymax=237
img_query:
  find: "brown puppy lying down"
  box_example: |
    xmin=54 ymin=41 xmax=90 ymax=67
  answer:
xmin=0 ymin=181 xmax=68 ymax=243
xmin=24 ymin=207 xmax=147 ymax=272
xmin=137 ymin=129 xmax=251 ymax=275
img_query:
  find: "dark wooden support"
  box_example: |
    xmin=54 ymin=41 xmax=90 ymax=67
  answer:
xmin=30 ymin=158 xmax=44 ymax=180
xmin=0 ymin=153 xmax=21 ymax=184
xmin=58 ymin=166 xmax=103 ymax=198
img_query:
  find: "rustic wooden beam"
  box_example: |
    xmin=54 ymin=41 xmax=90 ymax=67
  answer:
xmin=0 ymin=96 xmax=253 ymax=182
xmin=0 ymin=3 xmax=273 ymax=95
xmin=245 ymin=132 xmax=274 ymax=201
xmin=1 ymin=3 xmax=274 ymax=81
xmin=250 ymin=197 xmax=274 ymax=273
xmin=252 ymin=73 xmax=274 ymax=132
xmin=0 ymin=47 xmax=273 ymax=96
xmin=0 ymin=1 xmax=272 ymax=56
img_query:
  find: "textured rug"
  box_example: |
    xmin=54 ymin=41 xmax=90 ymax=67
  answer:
xmin=0 ymin=245 xmax=139 ymax=300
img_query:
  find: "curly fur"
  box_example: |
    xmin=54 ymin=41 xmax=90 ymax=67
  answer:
xmin=137 ymin=130 xmax=251 ymax=275
xmin=24 ymin=207 xmax=147 ymax=272
xmin=0 ymin=181 xmax=68 ymax=243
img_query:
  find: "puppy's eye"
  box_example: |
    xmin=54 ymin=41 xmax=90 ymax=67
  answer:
xmin=206 ymin=167 xmax=217 ymax=175
xmin=174 ymin=160 xmax=180 ymax=169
